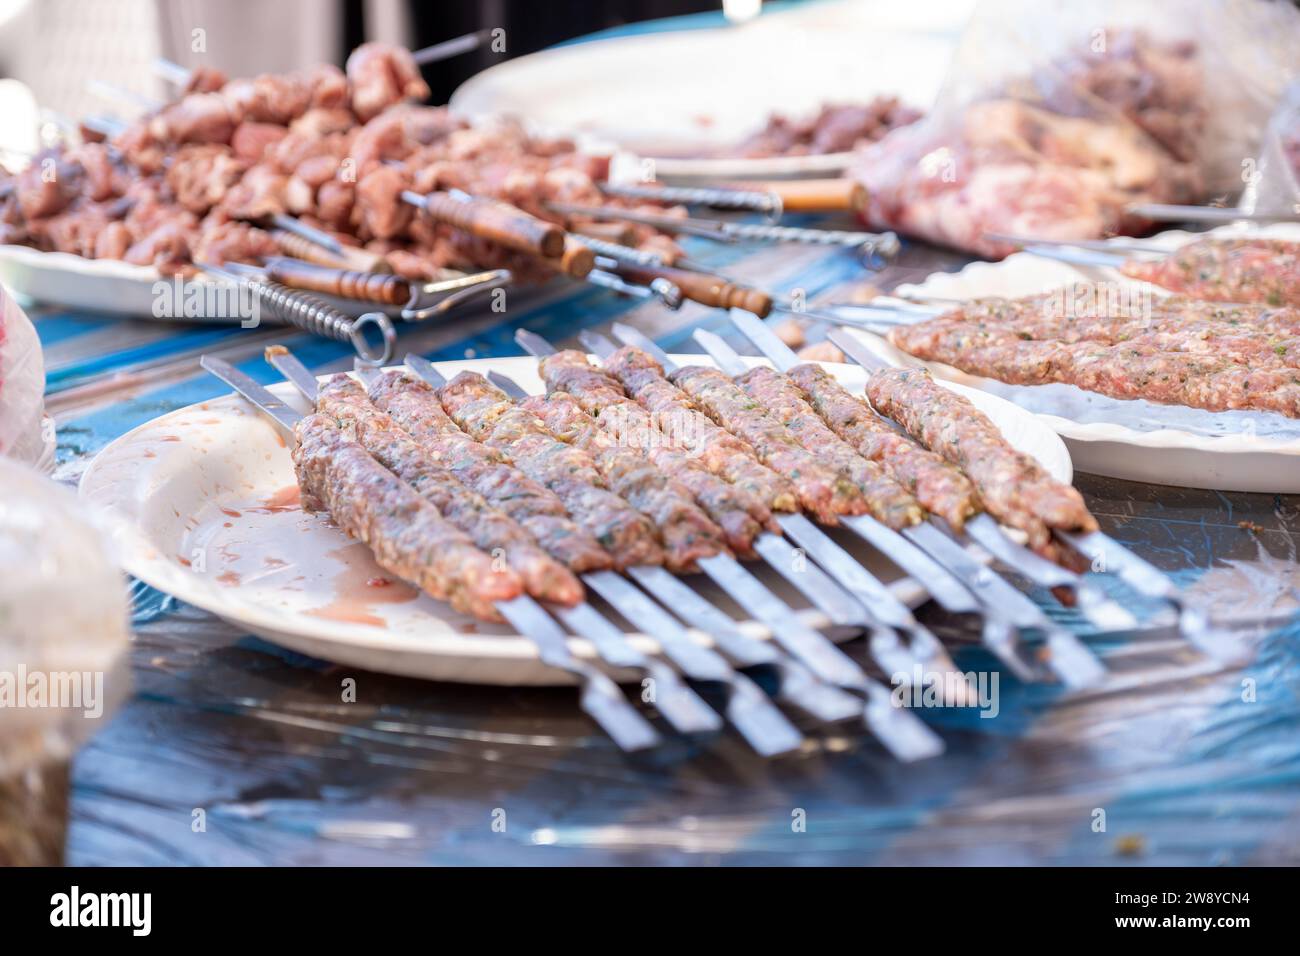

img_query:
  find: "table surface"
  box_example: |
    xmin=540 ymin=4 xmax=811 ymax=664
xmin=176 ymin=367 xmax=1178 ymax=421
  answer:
xmin=32 ymin=223 xmax=1299 ymax=867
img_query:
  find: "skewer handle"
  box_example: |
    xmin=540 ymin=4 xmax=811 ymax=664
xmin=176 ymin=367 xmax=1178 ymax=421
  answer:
xmin=269 ymin=229 xmax=392 ymax=274
xmin=726 ymin=178 xmax=867 ymax=213
xmin=608 ymin=262 xmax=772 ymax=316
xmin=550 ymin=237 xmax=597 ymax=278
xmin=410 ymin=190 xmax=565 ymax=258
xmin=262 ymin=257 xmax=411 ymax=305
xmin=571 ymin=221 xmax=638 ymax=246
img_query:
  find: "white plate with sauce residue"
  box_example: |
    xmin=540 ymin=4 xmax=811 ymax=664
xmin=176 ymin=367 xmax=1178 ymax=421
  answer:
xmin=79 ymin=355 xmax=1070 ymax=686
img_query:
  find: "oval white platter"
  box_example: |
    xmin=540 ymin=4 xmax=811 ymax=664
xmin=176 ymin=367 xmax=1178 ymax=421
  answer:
xmin=449 ymin=0 xmax=963 ymax=158
xmin=849 ymin=224 xmax=1300 ymax=493
xmin=79 ymin=353 xmax=1070 ymax=686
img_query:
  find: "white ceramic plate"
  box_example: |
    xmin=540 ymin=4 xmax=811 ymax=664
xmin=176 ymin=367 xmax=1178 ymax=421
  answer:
xmin=449 ymin=0 xmax=962 ymax=157
xmin=0 ymin=243 xmax=415 ymax=321
xmin=856 ymin=224 xmax=1300 ymax=492
xmin=78 ymin=354 xmax=1070 ymax=686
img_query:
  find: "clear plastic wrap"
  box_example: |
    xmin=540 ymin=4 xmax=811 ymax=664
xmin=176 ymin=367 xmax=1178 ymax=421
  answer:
xmin=0 ymin=284 xmax=53 ymax=470
xmin=1242 ymin=80 xmax=1300 ymax=217
xmin=0 ymin=458 xmax=130 ymax=864
xmin=853 ymin=0 xmax=1300 ymax=258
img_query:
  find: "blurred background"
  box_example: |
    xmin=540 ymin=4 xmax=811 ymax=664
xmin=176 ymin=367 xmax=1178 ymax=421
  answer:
xmin=0 ymin=0 xmax=738 ymax=122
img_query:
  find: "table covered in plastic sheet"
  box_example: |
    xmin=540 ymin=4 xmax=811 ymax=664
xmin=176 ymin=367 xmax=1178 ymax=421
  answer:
xmin=31 ymin=223 xmax=1300 ymax=867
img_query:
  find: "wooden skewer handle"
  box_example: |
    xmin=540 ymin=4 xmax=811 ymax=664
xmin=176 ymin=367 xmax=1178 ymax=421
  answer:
xmin=263 ymin=257 xmax=410 ymax=305
xmin=728 ymin=178 xmax=867 ymax=213
xmin=418 ymin=191 xmax=564 ymax=258
xmin=270 ymin=230 xmax=393 ymax=274
xmin=571 ymin=221 xmax=638 ymax=246
xmin=611 ymin=263 xmax=772 ymax=317
xmin=334 ymin=243 xmax=394 ymax=275
xmin=549 ymin=238 xmax=596 ymax=279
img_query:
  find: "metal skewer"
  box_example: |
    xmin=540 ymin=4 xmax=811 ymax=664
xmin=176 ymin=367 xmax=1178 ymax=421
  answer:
xmin=466 ymin=344 xmax=943 ymax=757
xmin=598 ymin=325 xmax=977 ymax=683
xmin=198 ymin=355 xmax=661 ymax=752
xmin=204 ymin=264 xmax=396 ymax=365
xmin=984 ymin=232 xmax=1171 ymax=257
xmin=268 ymin=216 xmax=345 ymax=256
xmin=481 ymin=365 xmax=882 ymax=722
xmin=394 ymin=359 xmax=833 ymax=756
xmin=572 ymin=235 xmax=710 ymax=276
xmin=585 ymin=269 xmax=684 ymax=309
xmin=825 ymin=327 xmax=1216 ymax=661
xmin=598 ymin=182 xmax=784 ymax=221
xmin=411 ymin=29 xmax=494 ymax=65
xmin=729 ymin=309 xmax=1138 ymax=635
xmin=257 ymin=257 xmax=512 ymax=323
xmin=623 ymin=321 xmax=1100 ymax=687
xmin=682 ymin=328 xmax=1060 ymax=684
xmin=545 ymin=201 xmax=900 ymax=259
xmin=1126 ymin=203 xmax=1300 ymax=225
xmin=265 ymin=350 xmax=736 ymax=744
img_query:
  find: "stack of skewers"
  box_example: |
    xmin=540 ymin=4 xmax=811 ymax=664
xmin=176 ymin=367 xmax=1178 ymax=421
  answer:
xmin=1 ymin=39 xmax=895 ymax=365
xmin=199 ymin=294 xmax=1255 ymax=756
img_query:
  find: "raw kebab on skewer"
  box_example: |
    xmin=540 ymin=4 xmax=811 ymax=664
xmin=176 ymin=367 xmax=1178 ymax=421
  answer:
xmin=887 ymin=294 xmax=1300 ymax=417
xmin=568 ymin=341 xmax=1094 ymax=569
xmin=1117 ymin=237 xmax=1299 ymax=309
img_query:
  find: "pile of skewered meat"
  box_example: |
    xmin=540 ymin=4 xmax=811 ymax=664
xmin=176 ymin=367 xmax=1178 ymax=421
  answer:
xmin=888 ymin=294 xmax=1300 ymax=418
xmin=0 ymin=43 xmax=683 ymax=283
xmin=728 ymin=98 xmax=923 ymax=158
xmin=288 ymin=338 xmax=1099 ymax=623
xmin=852 ymin=30 xmax=1206 ymax=259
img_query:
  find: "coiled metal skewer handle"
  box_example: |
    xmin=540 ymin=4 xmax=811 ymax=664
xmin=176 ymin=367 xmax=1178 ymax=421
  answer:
xmin=269 ymin=229 xmax=392 ymax=274
xmin=721 ymin=220 xmax=900 ymax=257
xmin=204 ymin=265 xmax=395 ymax=365
xmin=262 ymin=256 xmax=411 ymax=305
xmin=599 ymin=182 xmax=784 ymax=221
xmin=570 ymin=234 xmax=669 ymax=268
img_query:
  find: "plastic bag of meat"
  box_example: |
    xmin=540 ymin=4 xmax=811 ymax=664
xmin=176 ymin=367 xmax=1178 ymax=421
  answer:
xmin=1241 ymin=81 xmax=1300 ymax=218
xmin=852 ymin=0 xmax=1300 ymax=259
xmin=0 ymin=284 xmax=54 ymax=470
xmin=0 ymin=455 xmax=131 ymax=863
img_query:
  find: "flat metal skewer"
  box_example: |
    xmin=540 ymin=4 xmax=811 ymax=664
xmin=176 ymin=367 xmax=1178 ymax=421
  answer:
xmin=501 ymin=336 xmax=944 ymax=755
xmin=727 ymin=309 xmax=1137 ymax=634
xmin=675 ymin=321 xmax=1105 ymax=687
xmin=482 ymin=363 xmax=889 ymax=720
xmin=598 ymin=182 xmax=784 ymax=221
xmin=411 ymin=29 xmax=494 ymax=65
xmin=821 ymin=330 xmax=1246 ymax=662
xmin=265 ymin=349 xmax=727 ymax=742
xmin=400 ymin=360 xmax=821 ymax=757
xmin=478 ymin=369 xmax=821 ymax=754
xmin=983 ymin=232 xmax=1171 ymax=257
xmin=1126 ymin=203 xmax=1300 ymax=225
xmin=545 ymin=201 xmax=900 ymax=258
xmin=602 ymin=324 xmax=977 ymax=685
xmin=198 ymin=355 xmax=660 ymax=752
